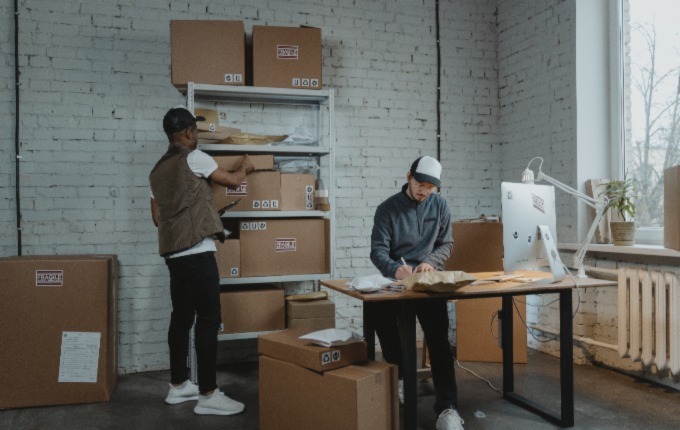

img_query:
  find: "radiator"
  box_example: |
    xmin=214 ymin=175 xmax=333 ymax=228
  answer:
xmin=618 ymin=268 xmax=680 ymax=376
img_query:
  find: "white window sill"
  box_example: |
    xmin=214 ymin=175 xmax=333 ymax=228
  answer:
xmin=559 ymin=243 xmax=680 ymax=265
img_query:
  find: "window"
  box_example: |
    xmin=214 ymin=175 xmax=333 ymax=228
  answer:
xmin=620 ymin=0 xmax=680 ymax=243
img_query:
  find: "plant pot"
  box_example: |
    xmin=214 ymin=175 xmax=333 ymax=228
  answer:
xmin=610 ymin=221 xmax=636 ymax=246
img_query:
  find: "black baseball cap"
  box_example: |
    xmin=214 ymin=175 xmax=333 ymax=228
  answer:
xmin=163 ymin=106 xmax=205 ymax=135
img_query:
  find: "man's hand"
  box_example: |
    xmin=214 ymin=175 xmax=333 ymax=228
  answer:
xmin=242 ymin=155 xmax=255 ymax=174
xmin=395 ymin=264 xmax=413 ymax=280
xmin=413 ymin=262 xmax=435 ymax=273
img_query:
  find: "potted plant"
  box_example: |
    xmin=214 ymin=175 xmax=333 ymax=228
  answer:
xmin=601 ymin=177 xmax=637 ymax=246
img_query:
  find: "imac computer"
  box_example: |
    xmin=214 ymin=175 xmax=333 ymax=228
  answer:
xmin=501 ymin=182 xmax=566 ymax=283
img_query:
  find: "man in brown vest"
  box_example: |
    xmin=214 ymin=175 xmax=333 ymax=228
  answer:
xmin=149 ymin=106 xmax=255 ymax=416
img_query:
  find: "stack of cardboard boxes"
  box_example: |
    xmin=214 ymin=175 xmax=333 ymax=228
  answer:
xmin=258 ymin=329 xmax=398 ymax=430
xmin=171 ymin=21 xmax=322 ymax=90
xmin=211 ymin=154 xmax=329 ymax=279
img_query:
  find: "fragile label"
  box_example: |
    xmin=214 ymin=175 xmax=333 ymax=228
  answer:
xmin=227 ymin=182 xmax=248 ymax=196
xmin=320 ymin=350 xmax=341 ymax=365
xmin=277 ymin=45 xmax=299 ymax=60
xmin=275 ymin=238 xmax=296 ymax=252
xmin=36 ymin=270 xmax=63 ymax=287
xmin=58 ymin=332 xmax=101 ymax=383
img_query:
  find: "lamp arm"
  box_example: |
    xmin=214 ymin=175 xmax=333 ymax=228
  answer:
xmin=535 ymin=171 xmax=601 ymax=209
xmin=572 ymin=202 xmax=608 ymax=278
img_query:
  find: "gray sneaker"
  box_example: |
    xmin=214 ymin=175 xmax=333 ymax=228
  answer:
xmin=165 ymin=380 xmax=199 ymax=405
xmin=398 ymin=379 xmax=404 ymax=405
xmin=436 ymin=408 xmax=464 ymax=430
xmin=193 ymin=388 xmax=245 ymax=416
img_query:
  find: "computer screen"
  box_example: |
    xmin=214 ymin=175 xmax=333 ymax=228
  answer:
xmin=501 ymin=182 xmax=565 ymax=281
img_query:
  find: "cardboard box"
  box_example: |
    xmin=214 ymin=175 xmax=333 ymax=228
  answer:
xmin=286 ymin=317 xmax=335 ymax=330
xmin=260 ymin=355 xmax=398 ymax=430
xmin=210 ymin=154 xmax=276 ymax=212
xmin=286 ymin=298 xmax=336 ymax=330
xmin=214 ymin=171 xmax=282 ymax=212
xmin=171 ymin=20 xmax=245 ymax=88
xmin=446 ymin=221 xmax=527 ymax=363
xmin=239 ymin=218 xmax=329 ymax=277
xmin=280 ymin=173 xmax=315 ymax=211
xmin=253 ymin=26 xmax=322 ymax=89
xmin=219 ymin=286 xmax=284 ymax=334
xmin=258 ymin=328 xmax=366 ymax=372
xmin=214 ymin=154 xmax=275 ymax=172
xmin=215 ymin=238 xmax=240 ymax=278
xmin=0 ymin=255 xmax=118 ymax=409
xmin=665 ymin=165 xmax=680 ymax=251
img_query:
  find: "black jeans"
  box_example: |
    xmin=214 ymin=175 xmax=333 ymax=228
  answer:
xmin=373 ymin=300 xmax=458 ymax=414
xmin=165 ymin=252 xmax=221 ymax=393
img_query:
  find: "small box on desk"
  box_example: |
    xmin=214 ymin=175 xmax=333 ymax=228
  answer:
xmin=446 ymin=220 xmax=527 ymax=364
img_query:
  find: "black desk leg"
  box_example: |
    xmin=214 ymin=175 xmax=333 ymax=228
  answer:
xmin=560 ymin=290 xmax=575 ymax=427
xmin=401 ymin=301 xmax=417 ymax=430
xmin=501 ymin=296 xmax=514 ymax=395
xmin=363 ymin=302 xmax=376 ymax=361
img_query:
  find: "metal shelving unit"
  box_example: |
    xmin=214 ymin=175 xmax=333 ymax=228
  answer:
xmin=186 ymin=83 xmax=335 ymax=381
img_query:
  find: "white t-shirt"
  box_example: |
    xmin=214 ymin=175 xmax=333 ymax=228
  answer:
xmin=150 ymin=149 xmax=221 ymax=258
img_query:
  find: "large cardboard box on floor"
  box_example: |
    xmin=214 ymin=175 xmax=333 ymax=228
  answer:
xmin=215 ymin=238 xmax=240 ymax=278
xmin=252 ymin=26 xmax=322 ymax=89
xmin=446 ymin=221 xmax=527 ymax=363
xmin=0 ymin=255 xmax=118 ymax=409
xmin=286 ymin=298 xmax=335 ymax=330
xmin=219 ymin=286 xmax=284 ymax=334
xmin=259 ymin=328 xmax=397 ymax=430
xmin=258 ymin=328 xmax=362 ymax=372
xmin=260 ymin=356 xmax=398 ymax=430
xmin=239 ymin=218 xmax=329 ymax=277
xmin=170 ymin=20 xmax=245 ymax=88
xmin=664 ymin=165 xmax=680 ymax=251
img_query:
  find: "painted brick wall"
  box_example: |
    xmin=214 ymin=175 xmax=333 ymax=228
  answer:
xmin=1 ymin=0 xmax=502 ymax=373
xmin=497 ymin=0 xmax=577 ymax=242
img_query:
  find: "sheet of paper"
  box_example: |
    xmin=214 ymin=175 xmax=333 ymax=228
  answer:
xmin=58 ymin=331 xmax=101 ymax=383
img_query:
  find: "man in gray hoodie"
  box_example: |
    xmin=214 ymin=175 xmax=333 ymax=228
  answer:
xmin=370 ymin=156 xmax=463 ymax=430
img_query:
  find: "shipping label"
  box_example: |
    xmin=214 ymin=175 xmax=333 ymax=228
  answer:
xmin=36 ymin=270 xmax=63 ymax=287
xmin=277 ymin=45 xmax=299 ymax=60
xmin=58 ymin=331 xmax=101 ymax=383
xmin=275 ymin=238 xmax=296 ymax=252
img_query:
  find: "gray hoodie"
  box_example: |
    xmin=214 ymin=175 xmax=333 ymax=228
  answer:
xmin=370 ymin=184 xmax=453 ymax=278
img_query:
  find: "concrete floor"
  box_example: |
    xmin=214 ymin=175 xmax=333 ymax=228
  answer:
xmin=2 ymin=349 xmax=680 ymax=430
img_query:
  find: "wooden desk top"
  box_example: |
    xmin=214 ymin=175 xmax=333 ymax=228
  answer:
xmin=320 ymin=271 xmax=616 ymax=302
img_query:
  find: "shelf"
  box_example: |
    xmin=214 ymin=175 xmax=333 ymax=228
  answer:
xmin=217 ymin=330 xmax=281 ymax=341
xmin=221 ymin=210 xmax=329 ymax=219
xmin=220 ymin=273 xmax=330 ymax=285
xmin=198 ymin=143 xmax=330 ymax=155
xmin=187 ymin=84 xmax=331 ymax=104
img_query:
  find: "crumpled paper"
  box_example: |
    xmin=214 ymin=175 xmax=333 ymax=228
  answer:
xmin=396 ymin=271 xmax=478 ymax=293
xmin=348 ymin=274 xmax=394 ymax=292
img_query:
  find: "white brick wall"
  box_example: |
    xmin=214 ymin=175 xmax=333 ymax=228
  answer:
xmin=0 ymin=0 xmax=503 ymax=374
xmin=1 ymin=0 xmax=17 ymax=257
xmin=497 ymin=0 xmax=578 ymax=242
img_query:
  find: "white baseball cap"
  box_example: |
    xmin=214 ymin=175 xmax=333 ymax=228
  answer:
xmin=410 ymin=156 xmax=441 ymax=188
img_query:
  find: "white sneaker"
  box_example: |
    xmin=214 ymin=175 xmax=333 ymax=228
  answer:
xmin=165 ymin=380 xmax=199 ymax=405
xmin=398 ymin=379 xmax=404 ymax=405
xmin=436 ymin=408 xmax=464 ymax=430
xmin=193 ymin=388 xmax=245 ymax=416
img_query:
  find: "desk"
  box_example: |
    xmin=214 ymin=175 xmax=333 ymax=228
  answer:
xmin=321 ymin=271 xmax=615 ymax=429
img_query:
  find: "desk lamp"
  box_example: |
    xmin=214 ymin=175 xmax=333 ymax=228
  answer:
xmin=521 ymin=157 xmax=608 ymax=278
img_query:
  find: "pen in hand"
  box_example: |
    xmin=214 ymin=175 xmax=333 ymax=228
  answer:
xmin=401 ymin=257 xmax=407 ymax=267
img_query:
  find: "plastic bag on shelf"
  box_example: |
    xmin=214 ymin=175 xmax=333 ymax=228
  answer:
xmin=275 ymin=157 xmax=319 ymax=174
xmin=274 ymin=126 xmax=317 ymax=146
